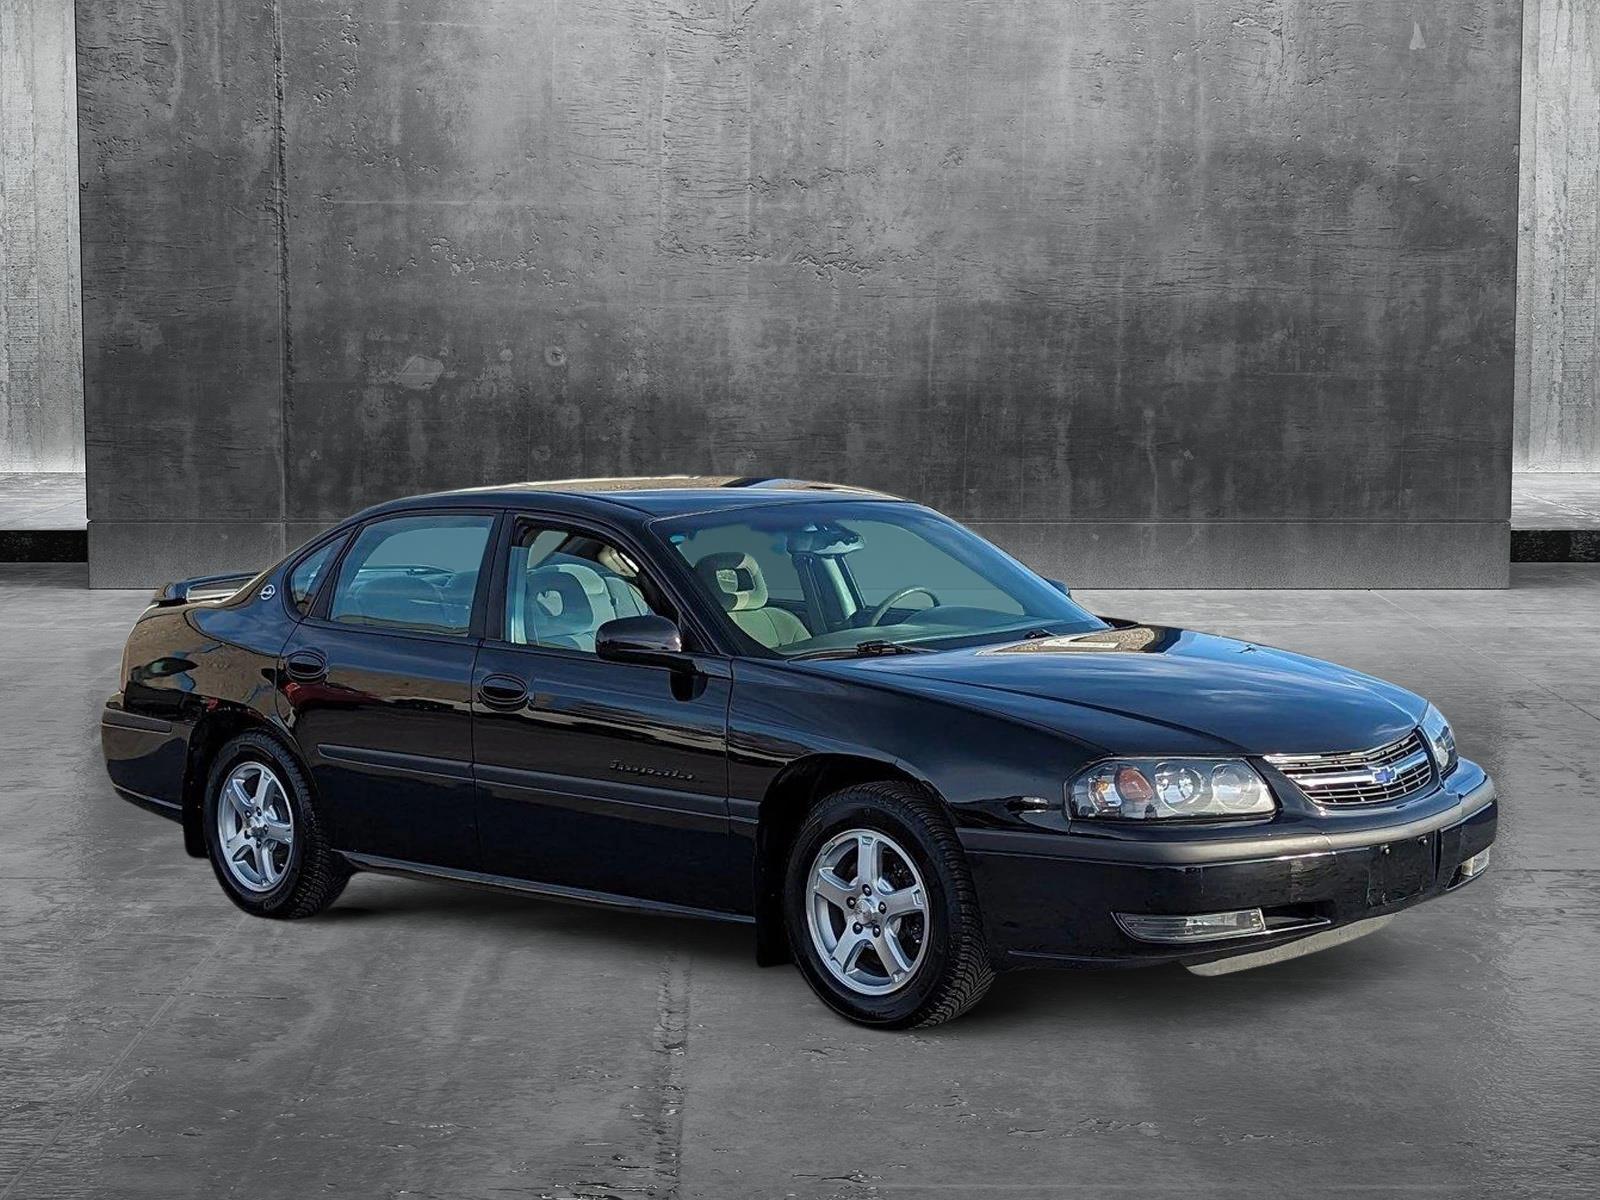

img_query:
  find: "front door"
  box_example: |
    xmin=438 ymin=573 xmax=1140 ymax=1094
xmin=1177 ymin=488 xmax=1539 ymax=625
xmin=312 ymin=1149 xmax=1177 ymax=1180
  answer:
xmin=471 ymin=515 xmax=736 ymax=913
xmin=279 ymin=510 xmax=498 ymax=870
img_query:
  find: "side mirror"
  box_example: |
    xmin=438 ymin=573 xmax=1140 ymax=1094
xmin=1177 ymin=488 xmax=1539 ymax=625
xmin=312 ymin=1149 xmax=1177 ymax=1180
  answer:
xmin=1045 ymin=578 xmax=1072 ymax=598
xmin=595 ymin=614 xmax=690 ymax=671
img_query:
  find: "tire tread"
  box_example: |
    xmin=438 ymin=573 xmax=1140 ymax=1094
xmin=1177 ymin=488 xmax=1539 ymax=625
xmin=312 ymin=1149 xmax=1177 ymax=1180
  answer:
xmin=205 ymin=730 xmax=351 ymax=919
xmin=789 ymin=780 xmax=994 ymax=1027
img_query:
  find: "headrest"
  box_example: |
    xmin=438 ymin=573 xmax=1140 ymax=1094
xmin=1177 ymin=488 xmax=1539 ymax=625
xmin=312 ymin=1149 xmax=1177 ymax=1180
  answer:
xmin=695 ymin=552 xmax=768 ymax=612
xmin=546 ymin=560 xmax=609 ymax=602
xmin=597 ymin=544 xmax=639 ymax=578
xmin=525 ymin=566 xmax=595 ymax=636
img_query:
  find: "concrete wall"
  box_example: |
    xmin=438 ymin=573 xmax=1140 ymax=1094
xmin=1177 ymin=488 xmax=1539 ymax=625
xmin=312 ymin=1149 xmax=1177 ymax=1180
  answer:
xmin=1516 ymin=0 xmax=1599 ymax=472
xmin=78 ymin=0 xmax=1522 ymax=589
xmin=1 ymin=0 xmax=82 ymax=472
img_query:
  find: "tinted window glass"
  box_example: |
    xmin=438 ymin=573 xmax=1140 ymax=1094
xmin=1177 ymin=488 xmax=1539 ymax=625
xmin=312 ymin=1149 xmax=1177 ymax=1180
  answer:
xmin=842 ymin=519 xmax=1020 ymax=612
xmin=654 ymin=501 xmax=1105 ymax=656
xmin=329 ymin=514 xmax=494 ymax=636
xmin=666 ymin=520 xmax=802 ymax=602
xmin=287 ymin=538 xmax=343 ymax=613
xmin=503 ymin=522 xmax=667 ymax=652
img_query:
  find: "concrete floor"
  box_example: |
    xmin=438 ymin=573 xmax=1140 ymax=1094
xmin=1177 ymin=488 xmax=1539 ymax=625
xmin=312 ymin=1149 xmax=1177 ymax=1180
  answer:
xmin=2 ymin=563 xmax=1597 ymax=1199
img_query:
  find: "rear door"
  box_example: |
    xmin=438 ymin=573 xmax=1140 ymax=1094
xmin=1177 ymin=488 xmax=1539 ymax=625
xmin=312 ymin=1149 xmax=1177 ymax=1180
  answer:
xmin=278 ymin=509 xmax=499 ymax=870
xmin=470 ymin=512 xmax=739 ymax=912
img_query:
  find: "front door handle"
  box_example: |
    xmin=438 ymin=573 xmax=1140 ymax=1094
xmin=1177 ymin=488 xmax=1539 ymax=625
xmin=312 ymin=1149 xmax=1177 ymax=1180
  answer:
xmin=477 ymin=673 xmax=528 ymax=711
xmin=285 ymin=650 xmax=326 ymax=682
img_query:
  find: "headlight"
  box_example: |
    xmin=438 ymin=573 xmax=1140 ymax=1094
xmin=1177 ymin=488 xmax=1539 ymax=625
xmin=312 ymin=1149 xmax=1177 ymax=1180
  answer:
xmin=1421 ymin=704 xmax=1457 ymax=774
xmin=1069 ymin=759 xmax=1277 ymax=820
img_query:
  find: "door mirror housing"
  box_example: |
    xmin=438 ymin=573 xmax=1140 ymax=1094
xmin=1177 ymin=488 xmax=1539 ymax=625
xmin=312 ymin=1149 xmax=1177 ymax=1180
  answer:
xmin=595 ymin=615 xmax=690 ymax=670
xmin=1045 ymin=578 xmax=1072 ymax=598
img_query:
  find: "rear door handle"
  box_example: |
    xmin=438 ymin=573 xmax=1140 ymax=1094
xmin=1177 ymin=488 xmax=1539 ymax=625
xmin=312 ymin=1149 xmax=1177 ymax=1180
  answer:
xmin=285 ymin=650 xmax=326 ymax=682
xmin=477 ymin=674 xmax=528 ymax=711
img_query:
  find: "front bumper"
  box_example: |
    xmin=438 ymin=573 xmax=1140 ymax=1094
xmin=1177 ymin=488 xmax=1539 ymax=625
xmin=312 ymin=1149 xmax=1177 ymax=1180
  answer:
xmin=962 ymin=762 xmax=1498 ymax=970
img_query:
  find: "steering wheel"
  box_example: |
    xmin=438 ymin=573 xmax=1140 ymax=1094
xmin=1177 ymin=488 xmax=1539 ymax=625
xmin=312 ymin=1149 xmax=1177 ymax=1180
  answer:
xmin=865 ymin=586 xmax=941 ymax=627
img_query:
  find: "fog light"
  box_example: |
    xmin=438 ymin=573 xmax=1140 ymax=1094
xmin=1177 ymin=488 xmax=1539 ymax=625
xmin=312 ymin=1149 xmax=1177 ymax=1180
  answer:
xmin=1114 ymin=908 xmax=1267 ymax=944
xmin=1452 ymin=847 xmax=1491 ymax=886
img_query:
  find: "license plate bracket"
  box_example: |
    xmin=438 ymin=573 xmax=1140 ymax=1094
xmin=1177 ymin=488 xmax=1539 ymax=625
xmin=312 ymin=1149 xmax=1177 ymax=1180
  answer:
xmin=1367 ymin=834 xmax=1436 ymax=907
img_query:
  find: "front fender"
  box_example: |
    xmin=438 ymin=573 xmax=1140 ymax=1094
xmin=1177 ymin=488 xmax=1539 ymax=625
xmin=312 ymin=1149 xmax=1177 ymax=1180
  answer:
xmin=727 ymin=659 xmax=1094 ymax=829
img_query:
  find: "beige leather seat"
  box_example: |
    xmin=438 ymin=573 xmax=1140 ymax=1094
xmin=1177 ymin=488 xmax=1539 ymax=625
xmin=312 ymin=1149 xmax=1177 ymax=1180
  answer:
xmin=548 ymin=560 xmax=650 ymax=627
xmin=694 ymin=552 xmax=810 ymax=649
xmin=520 ymin=566 xmax=598 ymax=650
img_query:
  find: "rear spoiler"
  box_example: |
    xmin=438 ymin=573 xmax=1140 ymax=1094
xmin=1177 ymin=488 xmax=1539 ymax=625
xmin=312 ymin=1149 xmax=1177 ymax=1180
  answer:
xmin=151 ymin=571 xmax=259 ymax=606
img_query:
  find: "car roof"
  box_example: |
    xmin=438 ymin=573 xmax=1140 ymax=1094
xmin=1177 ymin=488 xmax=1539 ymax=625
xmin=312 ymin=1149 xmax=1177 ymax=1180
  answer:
xmin=353 ymin=476 xmax=908 ymax=522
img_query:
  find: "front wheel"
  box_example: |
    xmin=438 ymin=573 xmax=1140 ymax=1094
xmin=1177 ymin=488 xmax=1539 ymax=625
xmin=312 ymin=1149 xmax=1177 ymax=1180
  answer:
xmin=202 ymin=730 xmax=350 ymax=918
xmin=784 ymin=781 xmax=994 ymax=1027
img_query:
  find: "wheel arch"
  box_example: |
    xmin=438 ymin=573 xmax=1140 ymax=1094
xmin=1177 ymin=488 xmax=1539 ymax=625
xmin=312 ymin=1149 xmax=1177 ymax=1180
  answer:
xmin=751 ymin=752 xmax=941 ymax=967
xmin=181 ymin=704 xmax=304 ymax=858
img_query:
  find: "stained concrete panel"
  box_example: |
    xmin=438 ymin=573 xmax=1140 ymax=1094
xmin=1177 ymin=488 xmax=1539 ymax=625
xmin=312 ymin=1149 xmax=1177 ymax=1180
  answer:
xmin=1515 ymin=0 xmax=1600 ymax=471
xmin=1 ymin=0 xmax=83 ymax=472
xmin=75 ymin=0 xmax=285 ymax=542
xmin=86 ymin=520 xmax=286 ymax=592
xmin=80 ymin=1 xmax=1522 ymax=586
xmin=970 ymin=519 xmax=1510 ymax=590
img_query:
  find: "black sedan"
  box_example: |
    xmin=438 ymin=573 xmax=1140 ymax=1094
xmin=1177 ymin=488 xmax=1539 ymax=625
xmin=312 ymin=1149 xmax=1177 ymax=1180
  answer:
xmin=103 ymin=477 xmax=1497 ymax=1027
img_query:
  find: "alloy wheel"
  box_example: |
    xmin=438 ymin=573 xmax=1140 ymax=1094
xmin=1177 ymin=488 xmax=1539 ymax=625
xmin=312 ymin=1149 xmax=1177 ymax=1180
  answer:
xmin=216 ymin=761 xmax=295 ymax=893
xmin=806 ymin=827 xmax=929 ymax=996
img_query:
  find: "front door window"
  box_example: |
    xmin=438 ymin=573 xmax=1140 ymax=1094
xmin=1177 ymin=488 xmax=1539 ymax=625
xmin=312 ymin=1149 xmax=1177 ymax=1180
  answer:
xmin=503 ymin=522 xmax=674 ymax=652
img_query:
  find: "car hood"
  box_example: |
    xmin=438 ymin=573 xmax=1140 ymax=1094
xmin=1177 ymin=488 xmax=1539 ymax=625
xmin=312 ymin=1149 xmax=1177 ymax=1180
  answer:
xmin=814 ymin=625 xmax=1426 ymax=756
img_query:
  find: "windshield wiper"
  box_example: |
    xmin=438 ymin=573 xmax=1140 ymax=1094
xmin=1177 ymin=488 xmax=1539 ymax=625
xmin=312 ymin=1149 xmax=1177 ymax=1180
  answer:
xmin=791 ymin=640 xmax=932 ymax=661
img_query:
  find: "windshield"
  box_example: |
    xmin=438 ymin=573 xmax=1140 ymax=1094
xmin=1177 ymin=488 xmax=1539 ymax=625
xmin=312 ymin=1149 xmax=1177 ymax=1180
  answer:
xmin=654 ymin=501 xmax=1106 ymax=657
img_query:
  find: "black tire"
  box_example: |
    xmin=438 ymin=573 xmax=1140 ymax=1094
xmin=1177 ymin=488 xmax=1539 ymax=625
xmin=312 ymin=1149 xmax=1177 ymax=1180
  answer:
xmin=202 ymin=730 xmax=350 ymax=918
xmin=784 ymin=781 xmax=994 ymax=1028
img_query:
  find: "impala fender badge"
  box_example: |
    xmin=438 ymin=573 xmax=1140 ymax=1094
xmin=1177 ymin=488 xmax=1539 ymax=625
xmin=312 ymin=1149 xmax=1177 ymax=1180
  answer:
xmin=259 ymin=584 xmax=276 ymax=601
xmin=610 ymin=758 xmax=695 ymax=782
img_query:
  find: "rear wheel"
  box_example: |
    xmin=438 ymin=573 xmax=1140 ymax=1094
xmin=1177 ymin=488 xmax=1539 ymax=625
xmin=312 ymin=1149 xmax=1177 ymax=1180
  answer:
xmin=784 ymin=781 xmax=994 ymax=1027
xmin=202 ymin=731 xmax=350 ymax=918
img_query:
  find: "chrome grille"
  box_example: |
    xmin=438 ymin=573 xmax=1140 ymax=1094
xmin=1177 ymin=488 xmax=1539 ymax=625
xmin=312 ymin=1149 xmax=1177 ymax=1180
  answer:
xmin=1265 ymin=731 xmax=1434 ymax=806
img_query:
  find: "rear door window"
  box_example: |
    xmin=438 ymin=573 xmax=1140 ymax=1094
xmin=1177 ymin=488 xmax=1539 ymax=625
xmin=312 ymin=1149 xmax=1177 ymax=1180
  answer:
xmin=327 ymin=514 xmax=495 ymax=636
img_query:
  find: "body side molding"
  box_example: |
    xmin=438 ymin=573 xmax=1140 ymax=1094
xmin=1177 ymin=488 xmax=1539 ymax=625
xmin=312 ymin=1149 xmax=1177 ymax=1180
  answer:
xmin=340 ymin=851 xmax=756 ymax=924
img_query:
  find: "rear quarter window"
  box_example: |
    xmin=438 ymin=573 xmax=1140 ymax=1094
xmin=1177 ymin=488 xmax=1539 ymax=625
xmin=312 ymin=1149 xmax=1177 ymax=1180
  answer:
xmin=287 ymin=538 xmax=344 ymax=613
